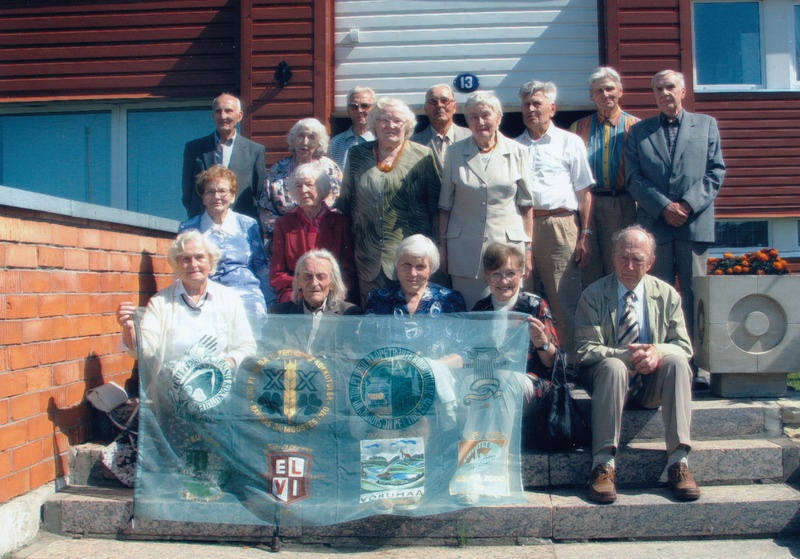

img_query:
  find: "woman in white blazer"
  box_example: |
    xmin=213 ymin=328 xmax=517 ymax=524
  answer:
xmin=438 ymin=92 xmax=534 ymax=308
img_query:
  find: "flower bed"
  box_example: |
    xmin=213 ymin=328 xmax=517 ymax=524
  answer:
xmin=708 ymin=248 xmax=791 ymax=275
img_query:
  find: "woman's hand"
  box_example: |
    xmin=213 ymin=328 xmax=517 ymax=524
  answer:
xmin=527 ymin=316 xmax=549 ymax=348
xmin=116 ymin=301 xmax=137 ymax=350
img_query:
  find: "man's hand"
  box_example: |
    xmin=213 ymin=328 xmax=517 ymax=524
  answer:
xmin=661 ymin=201 xmax=692 ymax=228
xmin=574 ymin=233 xmax=593 ymax=268
xmin=628 ymin=343 xmax=662 ymax=375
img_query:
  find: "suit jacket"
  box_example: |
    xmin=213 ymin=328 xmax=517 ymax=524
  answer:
xmin=411 ymin=123 xmax=471 ymax=172
xmin=182 ymin=133 xmax=267 ymax=220
xmin=269 ymin=299 xmax=361 ymax=315
xmin=574 ymin=274 xmax=692 ymax=373
xmin=439 ymin=133 xmax=533 ymax=279
xmin=625 ymin=111 xmax=725 ymax=244
xmin=269 ymin=208 xmax=357 ymax=303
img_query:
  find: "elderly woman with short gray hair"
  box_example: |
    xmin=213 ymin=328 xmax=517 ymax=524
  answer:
xmin=257 ymin=117 xmax=343 ymax=252
xmin=438 ymin=91 xmax=534 ymax=308
xmin=337 ymin=98 xmax=441 ymax=304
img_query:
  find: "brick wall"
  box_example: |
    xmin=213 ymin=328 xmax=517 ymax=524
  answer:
xmin=0 ymin=206 xmax=174 ymax=503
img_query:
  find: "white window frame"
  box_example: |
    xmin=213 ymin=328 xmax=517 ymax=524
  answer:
xmin=692 ymin=0 xmax=800 ymax=92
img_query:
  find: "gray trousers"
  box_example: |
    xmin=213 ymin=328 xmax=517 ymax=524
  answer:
xmin=580 ymin=355 xmax=693 ymax=457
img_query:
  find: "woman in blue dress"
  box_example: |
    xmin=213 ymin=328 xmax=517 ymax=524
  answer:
xmin=179 ymin=165 xmax=272 ymax=314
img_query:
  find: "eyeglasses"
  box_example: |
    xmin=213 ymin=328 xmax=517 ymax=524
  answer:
xmin=489 ymin=270 xmax=521 ymax=282
xmin=348 ymin=102 xmax=373 ymax=111
xmin=426 ymin=97 xmax=454 ymax=107
xmin=203 ymin=188 xmax=232 ymax=197
xmin=376 ymin=117 xmax=405 ymax=127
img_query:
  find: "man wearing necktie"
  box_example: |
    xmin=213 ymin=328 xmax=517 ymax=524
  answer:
xmin=575 ymin=225 xmax=697 ymax=504
xmin=624 ymin=70 xmax=725 ymax=390
xmin=182 ymin=93 xmax=267 ymax=220
xmin=410 ymin=84 xmax=471 ymax=174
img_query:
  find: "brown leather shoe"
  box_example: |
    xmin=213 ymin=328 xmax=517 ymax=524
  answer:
xmin=667 ymin=462 xmax=701 ymax=501
xmin=587 ymin=463 xmax=617 ymax=503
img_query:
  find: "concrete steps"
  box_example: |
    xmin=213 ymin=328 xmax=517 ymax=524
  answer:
xmin=42 ymin=395 xmax=800 ymax=543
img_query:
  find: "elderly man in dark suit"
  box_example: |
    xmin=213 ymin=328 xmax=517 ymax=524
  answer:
xmin=625 ymin=70 xmax=725 ymax=365
xmin=182 ymin=93 xmax=267 ymax=219
xmin=410 ymin=84 xmax=471 ymax=173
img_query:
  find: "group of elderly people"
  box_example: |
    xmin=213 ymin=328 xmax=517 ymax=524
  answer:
xmin=118 ymin=68 xmax=706 ymax=506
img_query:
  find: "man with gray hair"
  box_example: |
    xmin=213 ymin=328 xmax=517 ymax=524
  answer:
xmin=329 ymin=86 xmax=376 ymax=169
xmin=410 ymin=83 xmax=471 ymax=172
xmin=571 ymin=67 xmax=640 ymax=285
xmin=625 ymin=69 xmax=725 ymax=389
xmin=516 ymin=80 xmax=595 ymax=364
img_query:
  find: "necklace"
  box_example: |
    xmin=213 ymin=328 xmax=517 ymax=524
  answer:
xmin=375 ymin=141 xmax=405 ymax=172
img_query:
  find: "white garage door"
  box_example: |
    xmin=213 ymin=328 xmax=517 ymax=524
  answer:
xmin=335 ymin=0 xmax=600 ymax=114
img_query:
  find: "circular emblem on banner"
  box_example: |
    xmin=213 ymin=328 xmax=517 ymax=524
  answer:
xmin=349 ymin=347 xmax=436 ymax=430
xmin=453 ymin=73 xmax=480 ymax=93
xmin=247 ymin=349 xmax=334 ymax=433
xmin=178 ymin=435 xmax=232 ymax=502
xmin=459 ymin=440 xmax=503 ymax=472
xmin=169 ymin=354 xmax=233 ymax=419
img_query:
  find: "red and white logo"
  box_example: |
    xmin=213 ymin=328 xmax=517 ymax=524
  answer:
xmin=267 ymin=452 xmax=311 ymax=504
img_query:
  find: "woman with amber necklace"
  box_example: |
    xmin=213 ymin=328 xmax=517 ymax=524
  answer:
xmin=337 ymin=97 xmax=440 ymax=306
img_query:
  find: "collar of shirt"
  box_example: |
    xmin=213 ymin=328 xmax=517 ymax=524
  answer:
xmin=200 ymin=209 xmax=238 ymax=236
xmin=660 ymin=110 xmax=683 ymax=126
xmin=176 ymin=279 xmax=212 ymax=310
xmin=303 ymin=299 xmax=327 ymax=314
xmin=214 ymin=132 xmax=236 ymax=147
xmin=520 ymin=122 xmax=553 ymax=145
xmin=490 ymin=290 xmax=520 ymax=311
xmin=597 ymin=107 xmax=623 ymax=127
xmin=296 ymin=204 xmax=330 ymax=232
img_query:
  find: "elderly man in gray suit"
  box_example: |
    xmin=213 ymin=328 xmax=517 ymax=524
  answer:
xmin=624 ymin=70 xmax=725 ymax=376
xmin=182 ymin=93 xmax=267 ymax=220
xmin=411 ymin=84 xmax=471 ymax=173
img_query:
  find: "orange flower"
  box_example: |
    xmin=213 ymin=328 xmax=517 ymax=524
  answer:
xmin=713 ymin=269 xmax=724 ymax=275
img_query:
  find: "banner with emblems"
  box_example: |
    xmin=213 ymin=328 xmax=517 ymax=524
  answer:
xmin=133 ymin=310 xmax=531 ymax=527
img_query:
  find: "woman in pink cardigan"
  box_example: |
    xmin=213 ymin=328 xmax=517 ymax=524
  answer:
xmin=269 ymin=163 xmax=358 ymax=303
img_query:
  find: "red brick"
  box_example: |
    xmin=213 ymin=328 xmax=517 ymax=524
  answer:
xmin=49 ymin=270 xmax=78 ymax=293
xmin=0 ymin=470 xmax=30 ymax=502
xmin=63 ymin=248 xmax=90 ymax=270
xmin=0 ymin=270 xmax=22 ymax=293
xmin=37 ymin=246 xmax=65 ymax=268
xmin=76 ymin=315 xmax=107 ymax=337
xmin=1 ymin=320 xmax=23 ymax=345
xmin=77 ymin=272 xmax=100 ymax=292
xmin=88 ymin=251 xmax=111 ymax=271
xmin=0 ymin=451 xmax=11 ymax=477
xmin=7 ymin=344 xmax=40 ymax=370
xmin=51 ymin=224 xmax=78 ymax=247
xmin=29 ymin=459 xmax=55 ymax=488
xmin=25 ymin=367 xmax=53 ymax=392
xmin=39 ymin=387 xmax=67 ymax=410
xmin=0 ymin=421 xmax=27 ymax=451
xmin=21 ymin=318 xmax=54 ymax=343
xmin=26 ymin=414 xmax=53 ymax=440
xmin=90 ymin=293 xmax=114 ymax=314
xmin=19 ymin=223 xmax=53 ymax=244
xmin=0 ymin=217 xmax=22 ymax=242
xmin=9 ymin=392 xmax=42 ymax=422
xmin=53 ymin=361 xmax=82 ymax=386
xmin=0 ymin=372 xmax=26 ymax=399
xmin=0 ymin=400 xmax=9 ymax=425
xmin=5 ymin=243 xmax=38 ymax=268
xmin=2 ymin=294 xmax=39 ymax=319
xmin=22 ymin=271 xmax=51 ymax=293
xmin=64 ymin=294 xmax=92 ymax=315
xmin=64 ymin=382 xmax=90 ymax=404
xmin=38 ymin=294 xmax=68 ymax=317
xmin=12 ymin=440 xmax=47 ymax=470
xmin=77 ymin=229 xmax=103 ymax=250
xmin=0 ymin=243 xmax=5 ymax=266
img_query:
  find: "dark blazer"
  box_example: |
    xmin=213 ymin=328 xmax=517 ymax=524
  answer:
xmin=269 ymin=209 xmax=357 ymax=303
xmin=182 ymin=133 xmax=267 ymax=219
xmin=410 ymin=123 xmax=471 ymax=172
xmin=625 ymin=111 xmax=725 ymax=244
xmin=269 ymin=300 xmax=362 ymax=315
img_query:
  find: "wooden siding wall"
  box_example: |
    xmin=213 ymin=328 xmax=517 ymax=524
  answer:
xmin=246 ymin=0 xmax=333 ymax=165
xmin=0 ymin=1 xmax=239 ymax=102
xmin=606 ymin=0 xmax=800 ymax=218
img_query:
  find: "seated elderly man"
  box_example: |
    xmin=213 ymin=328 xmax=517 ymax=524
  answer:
xmin=574 ymin=225 xmax=697 ymax=504
xmin=269 ymin=249 xmax=361 ymax=315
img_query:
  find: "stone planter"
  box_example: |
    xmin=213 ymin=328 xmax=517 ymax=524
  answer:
xmin=694 ymin=275 xmax=800 ymax=397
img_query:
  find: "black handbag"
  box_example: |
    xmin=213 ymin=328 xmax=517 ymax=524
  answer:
xmin=527 ymin=350 xmax=591 ymax=452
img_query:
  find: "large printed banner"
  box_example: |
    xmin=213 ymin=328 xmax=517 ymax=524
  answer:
xmin=133 ymin=310 xmax=531 ymax=527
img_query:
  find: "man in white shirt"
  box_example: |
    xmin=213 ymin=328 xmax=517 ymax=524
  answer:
xmin=516 ymin=80 xmax=595 ymax=363
xmin=328 ymin=86 xmax=376 ymax=169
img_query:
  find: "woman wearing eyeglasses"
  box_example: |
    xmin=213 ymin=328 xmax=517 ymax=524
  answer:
xmin=337 ymin=97 xmax=440 ymax=305
xmin=472 ymin=243 xmax=559 ymax=379
xmin=438 ymin=91 xmax=534 ymax=308
xmin=179 ymin=165 xmax=271 ymax=314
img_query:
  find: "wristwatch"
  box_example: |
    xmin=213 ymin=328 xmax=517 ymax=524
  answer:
xmin=534 ymin=341 xmax=551 ymax=352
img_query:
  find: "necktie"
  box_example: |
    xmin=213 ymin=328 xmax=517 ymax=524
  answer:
xmin=618 ymin=291 xmax=639 ymax=348
xmin=214 ymin=141 xmax=224 ymax=166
